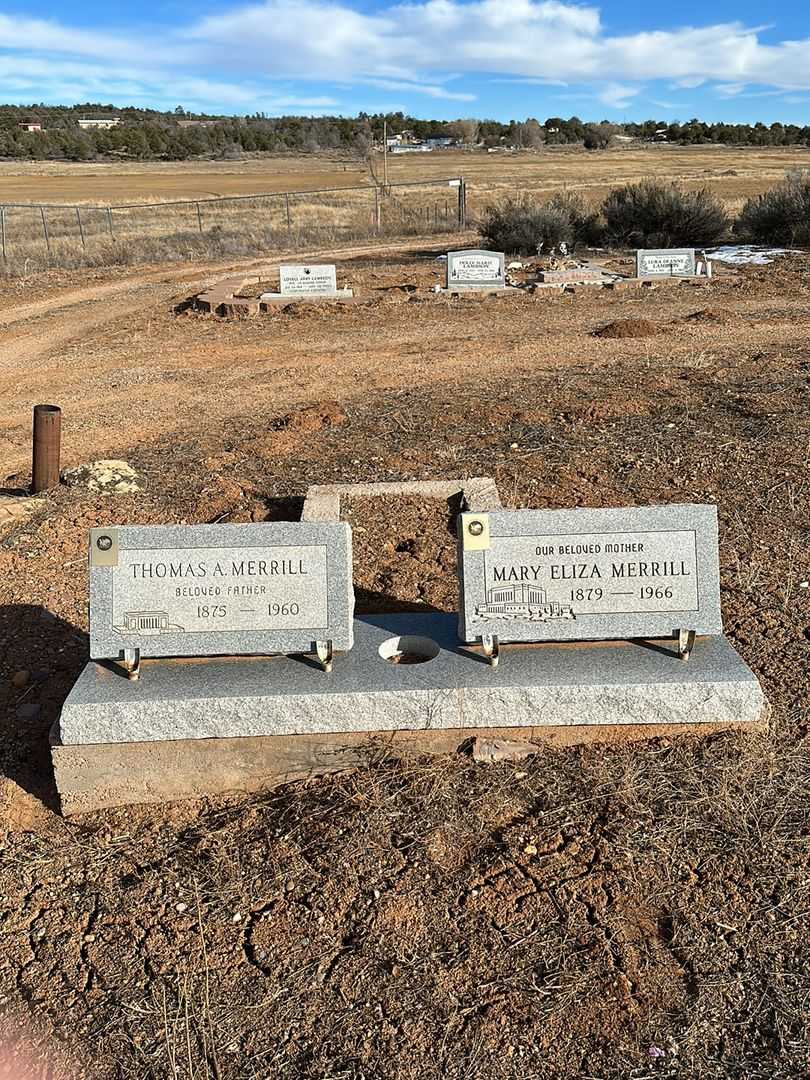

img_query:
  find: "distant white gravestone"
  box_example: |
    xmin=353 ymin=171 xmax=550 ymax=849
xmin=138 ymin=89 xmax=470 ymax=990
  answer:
xmin=260 ymin=264 xmax=354 ymax=303
xmin=636 ymin=249 xmax=697 ymax=278
xmin=446 ymin=249 xmax=506 ymax=290
xmin=280 ymin=264 xmax=338 ymax=295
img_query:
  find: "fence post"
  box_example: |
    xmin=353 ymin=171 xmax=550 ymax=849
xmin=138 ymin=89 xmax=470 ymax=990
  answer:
xmin=40 ymin=207 xmax=51 ymax=255
xmin=107 ymin=207 xmax=114 ymax=239
xmin=374 ymin=186 xmax=381 ymax=233
xmin=196 ymin=202 xmax=203 ymax=233
xmin=75 ymin=207 xmax=86 ymax=248
xmin=0 ymin=206 xmax=5 ymax=262
xmin=285 ymin=193 xmax=292 ymax=242
xmin=457 ymin=177 xmax=467 ymax=227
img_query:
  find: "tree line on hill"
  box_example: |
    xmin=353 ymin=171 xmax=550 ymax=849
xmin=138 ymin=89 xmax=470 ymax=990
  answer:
xmin=3 ymin=104 xmax=810 ymax=163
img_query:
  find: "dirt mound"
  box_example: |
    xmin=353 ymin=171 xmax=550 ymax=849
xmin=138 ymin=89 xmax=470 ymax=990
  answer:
xmin=686 ymin=308 xmax=732 ymax=324
xmin=0 ymin=778 xmax=54 ymax=834
xmin=279 ymin=401 xmax=347 ymax=433
xmin=593 ymin=319 xmax=659 ymax=339
xmin=574 ymin=397 xmax=651 ymax=422
xmin=244 ymin=402 xmax=348 ymax=459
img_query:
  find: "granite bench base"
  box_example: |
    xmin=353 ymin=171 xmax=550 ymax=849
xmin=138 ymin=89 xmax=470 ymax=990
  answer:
xmin=259 ymin=289 xmax=355 ymax=307
xmin=438 ymin=286 xmax=513 ymax=296
xmin=53 ymin=613 xmax=767 ymax=814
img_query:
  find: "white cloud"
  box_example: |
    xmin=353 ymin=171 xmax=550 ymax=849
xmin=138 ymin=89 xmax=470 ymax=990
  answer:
xmin=355 ymin=78 xmax=476 ymax=101
xmin=2 ymin=1 xmax=810 ymax=113
xmin=598 ymin=82 xmax=639 ymax=109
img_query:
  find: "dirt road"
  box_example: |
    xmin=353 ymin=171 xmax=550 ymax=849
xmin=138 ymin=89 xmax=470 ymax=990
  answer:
xmin=0 ymin=235 xmax=475 ymax=470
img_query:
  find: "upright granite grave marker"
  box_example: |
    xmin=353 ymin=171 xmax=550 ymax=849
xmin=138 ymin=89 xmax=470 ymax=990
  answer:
xmin=89 ymin=522 xmax=353 ymax=671
xmin=280 ymin=264 xmax=338 ymax=295
xmin=458 ymin=504 xmax=721 ymax=653
xmin=260 ymin=264 xmax=353 ymax=303
xmin=446 ymin=249 xmax=506 ymax=290
xmin=636 ymin=249 xmax=697 ymax=278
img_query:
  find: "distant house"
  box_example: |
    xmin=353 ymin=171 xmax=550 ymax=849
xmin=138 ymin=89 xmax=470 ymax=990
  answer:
xmin=77 ymin=117 xmax=121 ymax=130
xmin=18 ymin=121 xmax=43 ymax=132
xmin=389 ymin=143 xmax=431 ymax=153
xmin=425 ymin=137 xmax=457 ymax=149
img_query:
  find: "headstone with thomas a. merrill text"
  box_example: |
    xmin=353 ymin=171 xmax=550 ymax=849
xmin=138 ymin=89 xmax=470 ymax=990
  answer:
xmin=88 ymin=522 xmax=354 ymax=659
xmin=458 ymin=504 xmax=722 ymax=645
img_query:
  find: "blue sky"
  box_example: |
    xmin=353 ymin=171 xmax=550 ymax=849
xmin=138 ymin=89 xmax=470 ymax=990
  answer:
xmin=2 ymin=0 xmax=810 ymax=123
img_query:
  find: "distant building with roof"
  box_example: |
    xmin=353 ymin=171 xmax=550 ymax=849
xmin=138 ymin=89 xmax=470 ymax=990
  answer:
xmin=77 ymin=117 xmax=122 ymax=130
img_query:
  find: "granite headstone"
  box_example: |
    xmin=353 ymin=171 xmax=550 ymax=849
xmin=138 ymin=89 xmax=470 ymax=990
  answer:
xmin=89 ymin=522 xmax=353 ymax=659
xmin=446 ymin=249 xmax=506 ymax=290
xmin=458 ymin=504 xmax=722 ymax=644
xmin=279 ymin=264 xmax=339 ymax=296
xmin=636 ymin=249 xmax=697 ymax=278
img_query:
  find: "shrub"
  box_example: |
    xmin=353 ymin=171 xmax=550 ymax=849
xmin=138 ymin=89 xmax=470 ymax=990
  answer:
xmin=736 ymin=170 xmax=810 ymax=245
xmin=478 ymin=192 xmax=604 ymax=254
xmin=583 ymin=122 xmax=620 ymax=150
xmin=601 ymin=180 xmax=729 ymax=248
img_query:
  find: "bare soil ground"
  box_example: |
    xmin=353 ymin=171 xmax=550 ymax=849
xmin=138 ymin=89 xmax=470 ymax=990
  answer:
xmin=0 ymin=236 xmax=808 ymax=1078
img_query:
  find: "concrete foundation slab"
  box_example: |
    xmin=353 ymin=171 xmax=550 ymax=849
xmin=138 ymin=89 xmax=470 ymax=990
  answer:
xmin=438 ymin=286 xmax=513 ymax=296
xmin=57 ymin=613 xmax=766 ymax=748
xmin=301 ymin=477 xmax=501 ymax=523
xmin=259 ymin=289 xmax=354 ymax=307
xmin=51 ymin=716 xmax=767 ymax=816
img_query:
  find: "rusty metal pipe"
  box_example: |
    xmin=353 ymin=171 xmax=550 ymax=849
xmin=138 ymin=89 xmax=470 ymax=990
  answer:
xmin=31 ymin=404 xmax=61 ymax=493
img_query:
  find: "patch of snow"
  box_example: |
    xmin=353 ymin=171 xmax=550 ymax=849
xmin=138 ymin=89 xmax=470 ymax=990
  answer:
xmin=704 ymin=245 xmax=799 ymax=265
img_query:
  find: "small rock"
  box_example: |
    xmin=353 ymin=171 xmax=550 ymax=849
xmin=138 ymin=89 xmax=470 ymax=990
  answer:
xmin=523 ymin=843 xmax=538 ymax=856
xmin=471 ymin=736 xmax=536 ymax=763
xmin=11 ymin=670 xmax=29 ymax=689
xmin=62 ymin=460 xmax=142 ymax=494
xmin=175 ymin=902 xmax=188 ymax=913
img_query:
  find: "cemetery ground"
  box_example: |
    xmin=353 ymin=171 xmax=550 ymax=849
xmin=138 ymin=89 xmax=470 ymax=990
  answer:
xmin=0 ymin=237 xmax=808 ymax=1078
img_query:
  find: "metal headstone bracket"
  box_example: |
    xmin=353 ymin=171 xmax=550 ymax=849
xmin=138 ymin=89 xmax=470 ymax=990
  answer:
xmin=480 ymin=633 xmax=500 ymax=669
xmin=315 ymin=640 xmax=333 ymax=673
xmin=123 ymin=647 xmax=141 ymax=681
xmin=677 ymin=629 xmax=697 ymax=662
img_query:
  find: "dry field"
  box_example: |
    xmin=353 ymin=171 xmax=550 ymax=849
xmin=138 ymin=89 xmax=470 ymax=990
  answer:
xmin=1 ymin=145 xmax=807 ymax=207
xmin=0 ymin=233 xmax=808 ymax=1078
xmin=1 ymin=145 xmax=808 ymax=272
